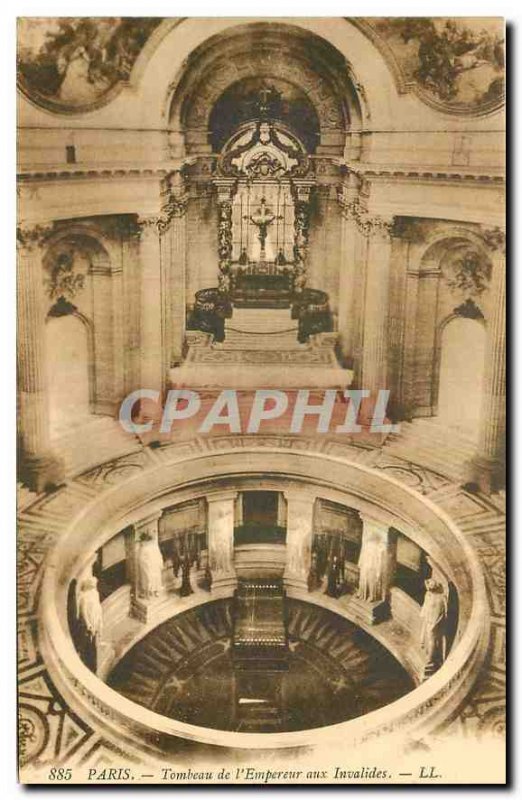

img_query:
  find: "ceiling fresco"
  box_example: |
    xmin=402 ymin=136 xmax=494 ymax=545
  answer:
xmin=17 ymin=17 xmax=504 ymax=115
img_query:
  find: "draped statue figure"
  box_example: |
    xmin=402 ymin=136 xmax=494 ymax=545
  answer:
xmin=420 ymin=579 xmax=448 ymax=675
xmin=209 ymin=502 xmax=234 ymax=574
xmin=78 ymin=578 xmax=103 ymax=638
xmin=136 ymin=532 xmax=165 ymax=598
xmin=76 ymin=577 xmax=102 ymax=673
xmin=357 ymin=534 xmax=389 ymax=602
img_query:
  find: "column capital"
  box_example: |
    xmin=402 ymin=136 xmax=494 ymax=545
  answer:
xmin=206 ymin=490 xmax=238 ymax=505
xmin=366 ymin=213 xmax=394 ymax=241
xmin=213 ymin=177 xmax=237 ymax=204
xmin=341 ymin=197 xmax=393 ymax=238
xmin=134 ymin=511 xmax=162 ymax=537
xmin=284 ymin=489 xmax=316 ymax=506
xmin=291 ymin=179 xmax=315 ymax=204
xmin=136 ymin=213 xmax=160 ymax=233
xmin=359 ymin=512 xmax=391 ymax=537
xmin=159 ymin=171 xmax=189 ymax=232
xmin=17 ymin=223 xmax=54 ymax=251
xmin=336 ymin=182 xmax=359 ymax=218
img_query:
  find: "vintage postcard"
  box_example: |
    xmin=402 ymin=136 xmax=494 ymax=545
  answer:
xmin=17 ymin=16 xmax=506 ymax=784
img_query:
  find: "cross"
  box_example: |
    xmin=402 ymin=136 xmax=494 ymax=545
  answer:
xmin=244 ymin=198 xmax=282 ymax=258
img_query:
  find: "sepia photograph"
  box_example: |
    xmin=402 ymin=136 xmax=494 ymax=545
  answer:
xmin=15 ymin=12 xmax=506 ymax=785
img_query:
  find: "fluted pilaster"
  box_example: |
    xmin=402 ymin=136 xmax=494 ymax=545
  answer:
xmin=337 ymin=179 xmax=359 ymax=362
xmin=361 ymin=215 xmax=394 ymax=393
xmin=17 ymin=225 xmax=64 ymax=491
xmin=138 ymin=215 xmax=163 ymax=392
xmin=470 ymin=228 xmax=506 ymax=492
xmin=159 ymin=171 xmax=188 ymax=368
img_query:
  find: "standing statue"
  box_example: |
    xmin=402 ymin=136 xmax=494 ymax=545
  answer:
xmin=180 ymin=553 xmax=194 ymax=597
xmin=420 ymin=579 xmax=448 ymax=676
xmin=325 ymin=554 xmax=344 ymax=598
xmin=308 ymin=550 xmax=320 ymax=592
xmin=210 ymin=509 xmax=234 ymax=574
xmin=77 ymin=578 xmax=103 ymax=673
xmin=357 ymin=534 xmax=388 ymax=603
xmin=136 ymin=532 xmax=165 ymax=599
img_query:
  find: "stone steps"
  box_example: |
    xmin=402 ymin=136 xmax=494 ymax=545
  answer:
xmin=384 ymin=418 xmax=478 ymax=482
xmin=51 ymin=415 xmax=142 ymax=479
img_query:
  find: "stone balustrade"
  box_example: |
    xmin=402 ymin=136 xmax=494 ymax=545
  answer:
xmin=37 ymin=438 xmax=489 ymax=757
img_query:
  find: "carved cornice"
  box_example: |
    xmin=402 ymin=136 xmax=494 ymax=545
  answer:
xmin=18 ymin=166 xmax=172 ymax=183
xmin=337 ymin=160 xmax=505 ymax=186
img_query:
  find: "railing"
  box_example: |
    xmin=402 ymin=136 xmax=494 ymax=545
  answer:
xmin=40 ymin=542 xmax=488 ymax=756
xmin=234 ymin=523 xmax=287 ymax=546
xmin=291 ymin=288 xmax=333 ymax=342
xmin=187 ymin=288 xmax=233 ymax=342
xmin=37 ymin=442 xmax=491 ymax=757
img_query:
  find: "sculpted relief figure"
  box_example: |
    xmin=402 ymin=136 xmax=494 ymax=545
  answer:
xmin=136 ymin=532 xmax=165 ymax=599
xmin=76 ymin=577 xmax=103 ymax=673
xmin=357 ymin=534 xmax=388 ymax=603
xmin=420 ymin=579 xmax=448 ymax=675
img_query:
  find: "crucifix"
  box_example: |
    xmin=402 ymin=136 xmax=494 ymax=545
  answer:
xmin=245 ymin=197 xmax=282 ymax=262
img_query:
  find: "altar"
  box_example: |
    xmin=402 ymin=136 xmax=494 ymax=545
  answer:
xmin=232 ymin=263 xmax=293 ymax=308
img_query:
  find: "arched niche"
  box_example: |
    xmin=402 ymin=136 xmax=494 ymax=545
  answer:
xmin=209 ymin=77 xmax=321 ymax=154
xmin=43 ymin=228 xmax=123 ymax=420
xmin=46 ymin=313 xmax=93 ymax=437
xmin=436 ymin=315 xmax=487 ymax=441
xmin=407 ymin=230 xmax=491 ymax=422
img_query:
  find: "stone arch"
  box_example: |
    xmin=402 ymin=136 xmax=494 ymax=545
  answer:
xmin=406 ymin=229 xmax=492 ymax=420
xmin=121 ymin=18 xmax=400 ymax=131
xmin=163 ymin=21 xmax=375 ymax=156
xmin=168 ymin=28 xmax=354 ymax=156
